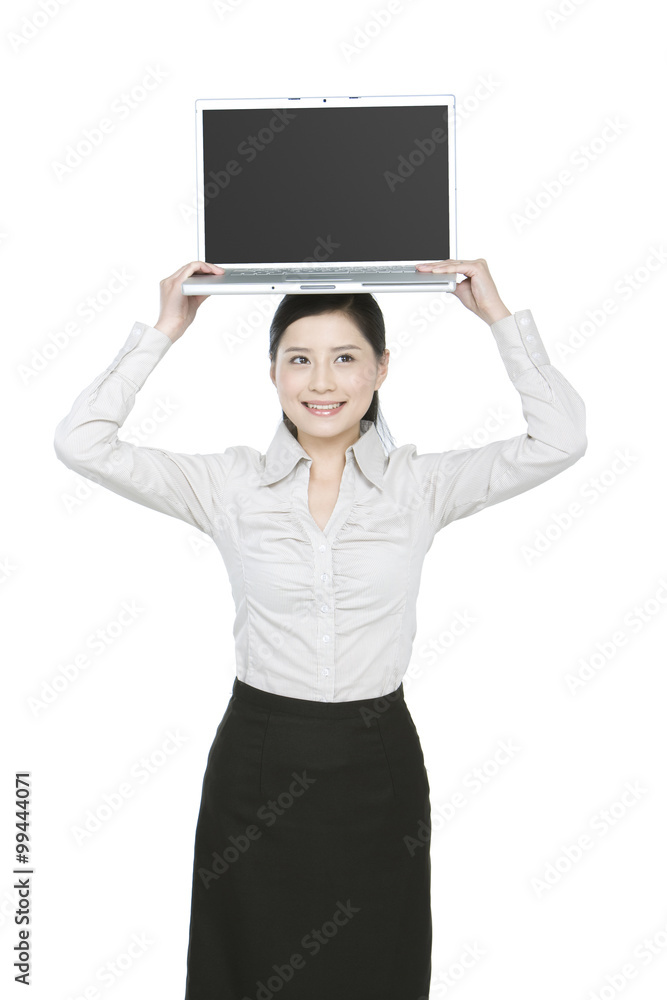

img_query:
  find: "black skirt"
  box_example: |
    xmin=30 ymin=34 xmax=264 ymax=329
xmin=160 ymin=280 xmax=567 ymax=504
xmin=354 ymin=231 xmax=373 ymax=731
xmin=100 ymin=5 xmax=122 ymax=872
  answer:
xmin=184 ymin=678 xmax=432 ymax=1000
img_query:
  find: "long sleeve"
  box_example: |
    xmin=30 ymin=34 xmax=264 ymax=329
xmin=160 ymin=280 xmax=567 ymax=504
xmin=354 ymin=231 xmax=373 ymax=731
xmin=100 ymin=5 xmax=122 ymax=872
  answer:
xmin=417 ymin=308 xmax=588 ymax=532
xmin=53 ymin=321 xmax=228 ymax=536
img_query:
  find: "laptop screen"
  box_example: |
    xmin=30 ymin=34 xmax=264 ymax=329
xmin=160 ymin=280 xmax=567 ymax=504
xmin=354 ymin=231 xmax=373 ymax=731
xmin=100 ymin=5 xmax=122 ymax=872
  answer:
xmin=201 ymin=104 xmax=451 ymax=265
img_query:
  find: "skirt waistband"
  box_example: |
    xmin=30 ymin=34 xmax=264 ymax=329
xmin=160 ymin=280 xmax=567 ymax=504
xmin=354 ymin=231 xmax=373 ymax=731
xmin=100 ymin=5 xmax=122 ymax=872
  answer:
xmin=232 ymin=677 xmax=405 ymax=719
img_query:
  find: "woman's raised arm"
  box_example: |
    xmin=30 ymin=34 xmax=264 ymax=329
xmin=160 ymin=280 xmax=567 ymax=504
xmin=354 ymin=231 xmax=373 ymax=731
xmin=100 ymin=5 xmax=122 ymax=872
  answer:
xmin=53 ymin=262 xmax=233 ymax=537
xmin=411 ymin=258 xmax=588 ymax=532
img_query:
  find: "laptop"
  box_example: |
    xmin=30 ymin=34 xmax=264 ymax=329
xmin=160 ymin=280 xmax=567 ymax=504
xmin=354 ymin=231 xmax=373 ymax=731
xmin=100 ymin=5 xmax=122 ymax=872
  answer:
xmin=182 ymin=93 xmax=457 ymax=296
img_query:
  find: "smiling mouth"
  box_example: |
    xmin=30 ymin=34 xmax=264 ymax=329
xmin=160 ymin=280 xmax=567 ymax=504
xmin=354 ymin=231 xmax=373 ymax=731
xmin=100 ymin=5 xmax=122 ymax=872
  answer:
xmin=302 ymin=401 xmax=347 ymax=414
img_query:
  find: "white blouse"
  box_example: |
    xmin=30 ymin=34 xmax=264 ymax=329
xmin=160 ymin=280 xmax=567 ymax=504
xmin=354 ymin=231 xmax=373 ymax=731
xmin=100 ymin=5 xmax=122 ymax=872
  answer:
xmin=54 ymin=309 xmax=587 ymax=702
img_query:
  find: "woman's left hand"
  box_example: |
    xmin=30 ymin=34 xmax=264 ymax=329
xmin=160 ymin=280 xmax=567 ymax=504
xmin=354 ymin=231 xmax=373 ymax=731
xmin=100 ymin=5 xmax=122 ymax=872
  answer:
xmin=416 ymin=258 xmax=511 ymax=325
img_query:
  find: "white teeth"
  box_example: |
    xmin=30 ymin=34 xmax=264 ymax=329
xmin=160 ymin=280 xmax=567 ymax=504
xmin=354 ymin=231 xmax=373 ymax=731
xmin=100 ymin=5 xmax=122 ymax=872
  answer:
xmin=306 ymin=402 xmax=343 ymax=410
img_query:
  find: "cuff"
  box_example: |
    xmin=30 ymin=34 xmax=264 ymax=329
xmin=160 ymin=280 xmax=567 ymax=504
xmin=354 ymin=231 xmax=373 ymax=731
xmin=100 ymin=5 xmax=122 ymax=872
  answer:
xmin=489 ymin=309 xmax=551 ymax=383
xmin=101 ymin=321 xmax=174 ymax=389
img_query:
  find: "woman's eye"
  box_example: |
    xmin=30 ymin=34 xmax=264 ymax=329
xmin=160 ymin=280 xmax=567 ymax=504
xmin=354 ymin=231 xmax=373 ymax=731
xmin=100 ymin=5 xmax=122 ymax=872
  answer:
xmin=290 ymin=355 xmax=353 ymax=364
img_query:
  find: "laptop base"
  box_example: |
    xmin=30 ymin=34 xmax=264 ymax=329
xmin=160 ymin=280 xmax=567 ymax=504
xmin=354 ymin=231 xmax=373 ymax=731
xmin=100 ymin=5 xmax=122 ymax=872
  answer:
xmin=182 ymin=270 xmax=457 ymax=295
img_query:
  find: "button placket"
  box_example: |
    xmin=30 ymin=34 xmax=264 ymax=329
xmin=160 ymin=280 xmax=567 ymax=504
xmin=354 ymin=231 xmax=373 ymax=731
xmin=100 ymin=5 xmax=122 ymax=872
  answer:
xmin=293 ymin=456 xmax=358 ymax=703
xmin=315 ymin=532 xmax=335 ymax=701
xmin=314 ymin=461 xmax=357 ymax=703
xmin=291 ymin=468 xmax=334 ymax=703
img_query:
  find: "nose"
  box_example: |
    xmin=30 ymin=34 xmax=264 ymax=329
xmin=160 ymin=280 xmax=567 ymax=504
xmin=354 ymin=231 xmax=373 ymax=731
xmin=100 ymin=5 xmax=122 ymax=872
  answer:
xmin=308 ymin=368 xmax=338 ymax=392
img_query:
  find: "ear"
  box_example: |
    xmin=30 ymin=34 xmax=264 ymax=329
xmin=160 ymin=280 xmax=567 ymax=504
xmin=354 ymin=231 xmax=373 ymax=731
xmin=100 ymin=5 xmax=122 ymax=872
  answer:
xmin=374 ymin=349 xmax=389 ymax=391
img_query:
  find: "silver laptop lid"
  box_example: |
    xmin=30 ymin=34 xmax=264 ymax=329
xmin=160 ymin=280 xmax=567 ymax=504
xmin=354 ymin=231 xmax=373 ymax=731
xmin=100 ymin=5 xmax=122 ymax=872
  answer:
xmin=194 ymin=94 xmax=456 ymax=269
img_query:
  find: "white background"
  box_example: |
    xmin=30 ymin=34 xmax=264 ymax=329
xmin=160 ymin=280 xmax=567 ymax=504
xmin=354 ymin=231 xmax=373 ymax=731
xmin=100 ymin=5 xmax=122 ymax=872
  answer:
xmin=2 ymin=1 xmax=666 ymax=998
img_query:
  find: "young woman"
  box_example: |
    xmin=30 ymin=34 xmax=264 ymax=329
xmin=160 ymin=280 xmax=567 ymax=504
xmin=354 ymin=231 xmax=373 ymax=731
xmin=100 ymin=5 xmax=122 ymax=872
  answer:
xmin=54 ymin=257 xmax=587 ymax=999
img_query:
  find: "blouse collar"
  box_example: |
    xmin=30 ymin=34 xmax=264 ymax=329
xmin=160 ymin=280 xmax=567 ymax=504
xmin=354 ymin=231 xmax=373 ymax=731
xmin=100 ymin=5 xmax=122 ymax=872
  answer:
xmin=261 ymin=418 xmax=386 ymax=490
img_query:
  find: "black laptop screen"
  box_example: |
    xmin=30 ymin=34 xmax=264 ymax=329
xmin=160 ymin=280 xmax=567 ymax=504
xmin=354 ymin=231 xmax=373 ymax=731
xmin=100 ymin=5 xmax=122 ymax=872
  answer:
xmin=201 ymin=105 xmax=451 ymax=264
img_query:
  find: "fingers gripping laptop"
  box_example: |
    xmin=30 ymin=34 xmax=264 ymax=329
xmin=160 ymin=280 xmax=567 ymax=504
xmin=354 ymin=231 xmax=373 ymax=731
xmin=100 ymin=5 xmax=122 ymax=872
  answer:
xmin=181 ymin=93 xmax=458 ymax=296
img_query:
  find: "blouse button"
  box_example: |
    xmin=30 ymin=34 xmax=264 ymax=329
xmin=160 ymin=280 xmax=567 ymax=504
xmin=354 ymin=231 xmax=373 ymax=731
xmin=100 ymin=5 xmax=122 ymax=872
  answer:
xmin=322 ymin=634 xmax=330 ymax=642
xmin=520 ymin=315 xmax=530 ymax=326
xmin=531 ymin=351 xmax=543 ymax=361
xmin=323 ymin=668 xmax=329 ymax=676
xmin=318 ymin=543 xmax=326 ymax=552
xmin=525 ymin=333 xmax=535 ymax=343
xmin=321 ymin=573 xmax=328 ymax=582
xmin=321 ymin=604 xmax=329 ymax=613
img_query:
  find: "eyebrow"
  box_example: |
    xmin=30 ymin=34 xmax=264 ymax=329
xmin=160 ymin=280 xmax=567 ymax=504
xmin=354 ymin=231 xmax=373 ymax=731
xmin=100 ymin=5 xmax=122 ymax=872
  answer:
xmin=283 ymin=345 xmax=362 ymax=353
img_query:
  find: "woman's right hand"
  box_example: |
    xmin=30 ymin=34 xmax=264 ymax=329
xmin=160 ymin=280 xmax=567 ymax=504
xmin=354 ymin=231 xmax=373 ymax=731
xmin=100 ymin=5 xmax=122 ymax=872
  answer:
xmin=154 ymin=261 xmax=225 ymax=342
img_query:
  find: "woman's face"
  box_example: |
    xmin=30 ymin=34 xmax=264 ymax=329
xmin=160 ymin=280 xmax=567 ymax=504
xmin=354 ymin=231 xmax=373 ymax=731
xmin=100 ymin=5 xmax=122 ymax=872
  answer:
xmin=270 ymin=311 xmax=389 ymax=448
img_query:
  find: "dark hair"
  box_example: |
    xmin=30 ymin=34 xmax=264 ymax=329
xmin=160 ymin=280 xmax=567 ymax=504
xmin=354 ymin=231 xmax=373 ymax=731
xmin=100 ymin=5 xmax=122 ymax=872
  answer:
xmin=268 ymin=293 xmax=396 ymax=453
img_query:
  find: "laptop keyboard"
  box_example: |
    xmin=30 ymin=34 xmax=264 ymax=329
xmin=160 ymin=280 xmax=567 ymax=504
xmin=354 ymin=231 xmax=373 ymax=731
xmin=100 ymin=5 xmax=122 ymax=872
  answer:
xmin=224 ymin=265 xmax=420 ymax=275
